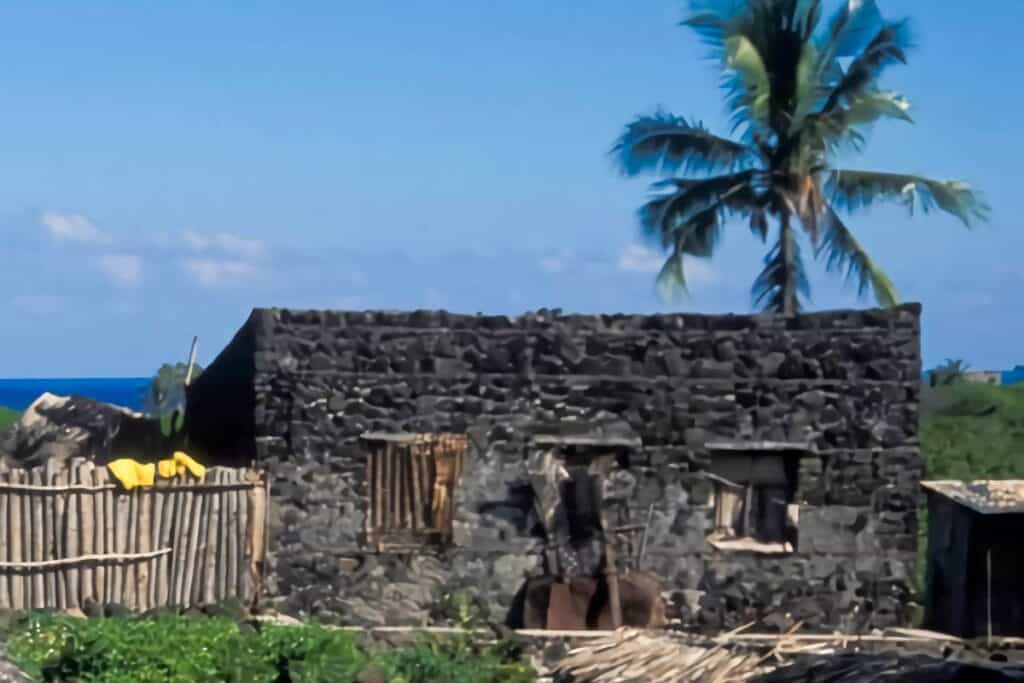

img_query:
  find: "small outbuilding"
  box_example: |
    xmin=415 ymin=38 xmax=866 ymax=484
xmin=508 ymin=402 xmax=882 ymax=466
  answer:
xmin=922 ymin=480 xmax=1024 ymax=638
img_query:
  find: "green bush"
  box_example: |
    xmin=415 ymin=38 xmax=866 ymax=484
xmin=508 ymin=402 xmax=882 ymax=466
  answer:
xmin=4 ymin=614 xmax=536 ymax=683
xmin=0 ymin=406 xmax=20 ymax=432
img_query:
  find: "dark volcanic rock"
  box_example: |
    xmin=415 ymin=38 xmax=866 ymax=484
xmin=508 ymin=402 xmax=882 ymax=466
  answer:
xmin=186 ymin=304 xmax=923 ymax=633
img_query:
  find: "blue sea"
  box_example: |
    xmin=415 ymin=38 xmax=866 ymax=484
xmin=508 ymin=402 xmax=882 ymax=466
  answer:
xmin=0 ymin=378 xmax=151 ymax=412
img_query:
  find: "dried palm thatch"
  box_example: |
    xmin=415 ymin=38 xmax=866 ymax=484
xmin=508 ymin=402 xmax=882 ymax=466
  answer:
xmin=552 ymin=624 xmax=1024 ymax=683
xmin=554 ymin=626 xmax=780 ymax=683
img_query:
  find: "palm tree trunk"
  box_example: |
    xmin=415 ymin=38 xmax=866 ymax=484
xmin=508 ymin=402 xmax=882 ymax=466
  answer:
xmin=778 ymin=211 xmax=798 ymax=316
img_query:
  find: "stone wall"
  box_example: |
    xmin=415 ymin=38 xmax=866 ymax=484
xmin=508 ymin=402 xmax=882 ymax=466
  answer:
xmin=187 ymin=304 xmax=923 ymax=632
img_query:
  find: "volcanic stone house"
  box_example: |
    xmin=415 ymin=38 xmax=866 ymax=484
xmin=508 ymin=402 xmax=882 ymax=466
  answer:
xmin=922 ymin=480 xmax=1024 ymax=638
xmin=185 ymin=304 xmax=923 ymax=631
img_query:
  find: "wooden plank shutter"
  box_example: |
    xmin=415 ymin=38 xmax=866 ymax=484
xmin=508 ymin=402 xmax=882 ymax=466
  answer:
xmin=367 ymin=434 xmax=466 ymax=551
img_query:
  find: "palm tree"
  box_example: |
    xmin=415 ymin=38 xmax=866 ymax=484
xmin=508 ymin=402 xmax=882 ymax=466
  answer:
xmin=613 ymin=0 xmax=988 ymax=314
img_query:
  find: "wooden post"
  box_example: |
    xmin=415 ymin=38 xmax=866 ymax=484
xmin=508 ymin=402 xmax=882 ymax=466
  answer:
xmin=637 ymin=504 xmax=655 ymax=569
xmin=987 ymin=547 xmax=993 ymax=647
xmin=595 ymin=460 xmax=622 ymax=629
xmin=184 ymin=337 xmax=199 ymax=386
xmin=600 ymin=506 xmax=622 ymax=630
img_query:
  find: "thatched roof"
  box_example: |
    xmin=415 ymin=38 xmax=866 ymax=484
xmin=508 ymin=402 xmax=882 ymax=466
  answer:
xmin=552 ymin=627 xmax=1024 ymax=683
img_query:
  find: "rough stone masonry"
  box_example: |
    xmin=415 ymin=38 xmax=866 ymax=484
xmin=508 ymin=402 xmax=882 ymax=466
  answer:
xmin=185 ymin=303 xmax=924 ymax=632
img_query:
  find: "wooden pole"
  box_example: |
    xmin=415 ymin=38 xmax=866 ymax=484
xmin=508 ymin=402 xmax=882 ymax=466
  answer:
xmin=637 ymin=504 xmax=655 ymax=569
xmin=594 ymin=461 xmax=622 ymax=629
xmin=184 ymin=337 xmax=199 ymax=386
xmin=600 ymin=507 xmax=622 ymax=629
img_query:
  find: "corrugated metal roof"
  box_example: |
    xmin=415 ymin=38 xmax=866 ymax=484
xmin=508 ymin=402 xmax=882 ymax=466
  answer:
xmin=921 ymin=480 xmax=1024 ymax=515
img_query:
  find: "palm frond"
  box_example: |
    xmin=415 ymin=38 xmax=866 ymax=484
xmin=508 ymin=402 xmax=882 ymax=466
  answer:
xmin=827 ymin=170 xmax=990 ymax=227
xmin=685 ymin=0 xmax=824 ymax=142
xmin=799 ymin=90 xmax=912 ymax=166
xmin=655 ymin=249 xmax=686 ymax=300
xmin=817 ymin=204 xmax=898 ymax=306
xmin=752 ymin=216 xmax=810 ymax=314
xmin=654 ymin=243 xmax=698 ymax=303
xmin=612 ymin=113 xmax=755 ymax=177
xmin=638 ymin=171 xmax=772 ymax=265
xmin=749 ymin=207 xmax=768 ymax=242
xmin=823 ymin=19 xmax=912 ymax=113
xmin=818 ymin=0 xmax=884 ymax=62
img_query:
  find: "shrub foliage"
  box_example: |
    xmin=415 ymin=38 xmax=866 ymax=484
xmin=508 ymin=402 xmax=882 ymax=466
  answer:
xmin=5 ymin=614 xmax=535 ymax=683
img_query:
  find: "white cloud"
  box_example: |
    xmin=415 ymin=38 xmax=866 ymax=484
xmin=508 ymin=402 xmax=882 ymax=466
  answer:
xmin=618 ymin=244 xmax=663 ymax=274
xmin=182 ymin=230 xmax=265 ymax=260
xmin=41 ymin=211 xmax=112 ymax=244
xmin=184 ymin=258 xmax=257 ymax=287
xmin=539 ymin=256 xmax=567 ymax=273
xmin=618 ymin=244 xmax=717 ymax=286
xmin=96 ymin=253 xmax=143 ymax=288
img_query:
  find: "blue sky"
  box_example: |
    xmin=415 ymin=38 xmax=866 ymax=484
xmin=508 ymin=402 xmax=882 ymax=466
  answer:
xmin=1 ymin=1 xmax=1021 ymax=377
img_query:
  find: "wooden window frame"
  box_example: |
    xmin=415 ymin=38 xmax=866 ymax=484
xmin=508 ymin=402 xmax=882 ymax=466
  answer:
xmin=706 ymin=450 xmax=800 ymax=554
xmin=362 ymin=433 xmax=467 ymax=551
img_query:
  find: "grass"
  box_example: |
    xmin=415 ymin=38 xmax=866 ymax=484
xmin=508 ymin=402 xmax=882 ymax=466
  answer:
xmin=2 ymin=613 xmax=536 ymax=683
xmin=0 ymin=406 xmax=19 ymax=432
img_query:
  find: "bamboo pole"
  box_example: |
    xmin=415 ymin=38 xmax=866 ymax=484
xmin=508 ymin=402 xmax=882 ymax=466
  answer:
xmin=236 ymin=472 xmax=249 ymax=600
xmin=226 ymin=471 xmax=239 ymax=602
xmin=187 ymin=478 xmax=208 ymax=606
xmin=204 ymin=470 xmax=221 ymax=604
xmin=261 ymin=474 xmax=270 ymax=603
xmin=155 ymin=479 xmax=174 ymax=608
xmin=42 ymin=462 xmax=56 ymax=608
xmin=91 ymin=464 xmax=104 ymax=605
xmin=66 ymin=460 xmax=82 ymax=609
xmin=53 ymin=466 xmax=67 ymax=610
xmin=136 ymin=485 xmax=152 ymax=612
xmin=10 ymin=469 xmax=24 ymax=610
xmin=0 ymin=549 xmax=172 ymax=570
xmin=78 ymin=461 xmax=95 ymax=607
xmin=92 ymin=467 xmax=106 ymax=606
xmin=174 ymin=475 xmax=196 ymax=606
xmin=102 ymin=469 xmax=116 ymax=604
xmin=123 ymin=482 xmax=138 ymax=609
xmin=390 ymin=443 xmax=400 ymax=535
xmin=403 ymin=448 xmax=414 ymax=530
xmin=148 ymin=481 xmax=163 ymax=609
xmin=31 ymin=468 xmax=45 ymax=608
xmin=112 ymin=485 xmax=129 ymax=607
xmin=410 ymin=445 xmax=424 ymax=530
xmin=247 ymin=475 xmax=266 ymax=606
xmin=0 ymin=469 xmax=8 ymax=609
xmin=21 ymin=468 xmax=34 ymax=609
xmin=372 ymin=447 xmax=383 ymax=550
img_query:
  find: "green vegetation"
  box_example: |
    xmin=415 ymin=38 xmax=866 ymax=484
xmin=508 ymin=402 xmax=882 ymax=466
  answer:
xmin=3 ymin=613 xmax=534 ymax=683
xmin=0 ymin=406 xmax=18 ymax=432
xmin=920 ymin=380 xmax=1024 ymax=480
xmin=614 ymin=0 xmax=986 ymax=314
xmin=927 ymin=358 xmax=971 ymax=387
xmin=915 ymin=379 xmax=1024 ymax=595
xmin=143 ymin=362 xmax=203 ymax=419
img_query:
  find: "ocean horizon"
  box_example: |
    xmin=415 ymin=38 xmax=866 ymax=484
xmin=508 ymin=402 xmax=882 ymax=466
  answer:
xmin=0 ymin=377 xmax=151 ymax=412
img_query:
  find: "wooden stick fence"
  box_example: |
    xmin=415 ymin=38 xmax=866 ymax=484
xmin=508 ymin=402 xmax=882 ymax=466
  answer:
xmin=0 ymin=458 xmax=267 ymax=612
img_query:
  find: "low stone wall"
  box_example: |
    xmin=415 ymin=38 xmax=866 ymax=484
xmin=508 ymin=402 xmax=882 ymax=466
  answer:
xmin=188 ymin=304 xmax=923 ymax=631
